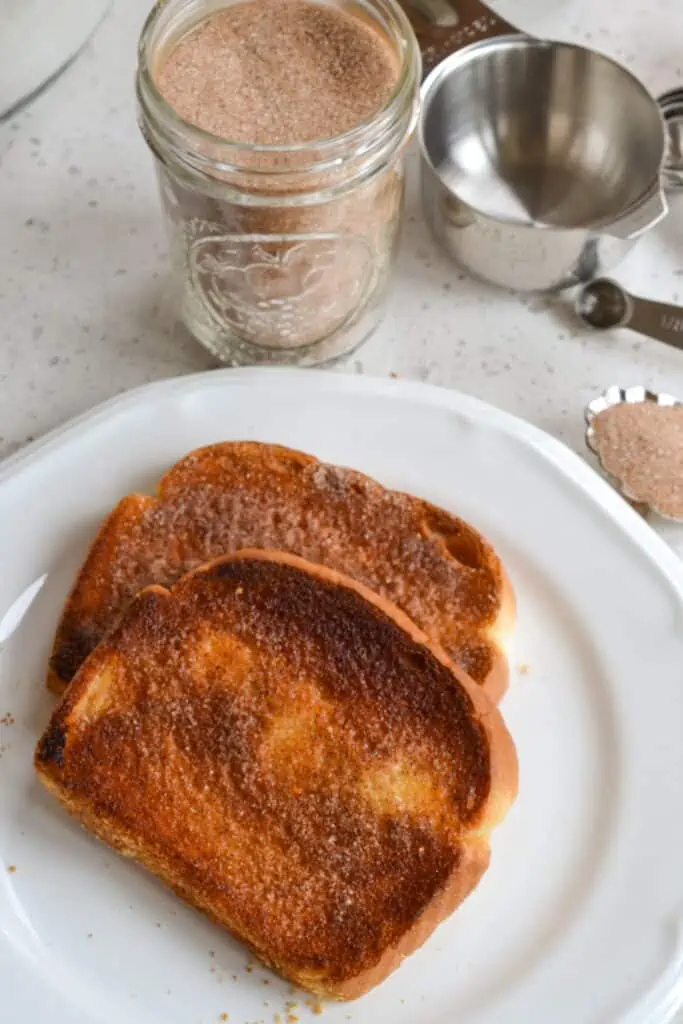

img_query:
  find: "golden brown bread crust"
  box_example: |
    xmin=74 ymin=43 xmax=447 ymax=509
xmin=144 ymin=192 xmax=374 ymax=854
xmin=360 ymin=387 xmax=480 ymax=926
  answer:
xmin=48 ymin=442 xmax=515 ymax=701
xmin=37 ymin=551 xmax=517 ymax=999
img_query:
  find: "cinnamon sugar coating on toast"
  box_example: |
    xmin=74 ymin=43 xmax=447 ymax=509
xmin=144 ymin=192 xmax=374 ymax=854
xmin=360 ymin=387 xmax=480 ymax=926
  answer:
xmin=49 ymin=443 xmax=515 ymax=702
xmin=37 ymin=552 xmax=517 ymax=998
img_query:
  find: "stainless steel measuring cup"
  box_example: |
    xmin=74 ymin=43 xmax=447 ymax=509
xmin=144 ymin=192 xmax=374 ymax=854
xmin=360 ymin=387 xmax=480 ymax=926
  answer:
xmin=409 ymin=0 xmax=668 ymax=292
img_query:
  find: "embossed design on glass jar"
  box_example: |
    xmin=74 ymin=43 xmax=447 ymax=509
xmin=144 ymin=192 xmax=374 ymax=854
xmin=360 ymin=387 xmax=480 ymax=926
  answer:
xmin=189 ymin=233 xmax=376 ymax=350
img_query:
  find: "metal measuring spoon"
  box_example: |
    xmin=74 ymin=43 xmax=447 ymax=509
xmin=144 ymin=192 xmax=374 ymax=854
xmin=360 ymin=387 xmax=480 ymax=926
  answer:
xmin=577 ymin=279 xmax=683 ymax=349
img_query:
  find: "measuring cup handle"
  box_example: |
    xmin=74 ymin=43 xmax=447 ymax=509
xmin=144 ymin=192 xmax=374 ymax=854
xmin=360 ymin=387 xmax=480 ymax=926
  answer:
xmin=399 ymin=0 xmax=518 ymax=78
xmin=628 ymin=297 xmax=683 ymax=350
xmin=453 ymin=0 xmax=517 ymax=33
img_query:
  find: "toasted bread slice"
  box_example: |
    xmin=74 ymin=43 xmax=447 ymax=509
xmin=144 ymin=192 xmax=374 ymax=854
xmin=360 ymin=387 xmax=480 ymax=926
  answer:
xmin=36 ymin=551 xmax=518 ymax=999
xmin=48 ymin=442 xmax=515 ymax=701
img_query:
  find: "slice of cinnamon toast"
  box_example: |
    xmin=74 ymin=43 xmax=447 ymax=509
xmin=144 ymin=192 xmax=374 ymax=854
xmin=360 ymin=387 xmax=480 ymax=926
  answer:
xmin=36 ymin=551 xmax=518 ymax=999
xmin=48 ymin=442 xmax=515 ymax=701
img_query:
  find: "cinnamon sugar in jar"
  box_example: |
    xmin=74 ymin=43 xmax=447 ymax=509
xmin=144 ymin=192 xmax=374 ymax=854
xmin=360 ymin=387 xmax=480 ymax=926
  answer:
xmin=136 ymin=0 xmax=420 ymax=365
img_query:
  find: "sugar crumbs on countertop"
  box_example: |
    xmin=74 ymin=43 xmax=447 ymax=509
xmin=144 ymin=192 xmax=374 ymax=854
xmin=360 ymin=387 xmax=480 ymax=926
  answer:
xmin=7 ymin=865 xmax=16 ymax=873
xmin=517 ymin=663 xmax=530 ymax=676
xmin=1 ymin=712 xmax=15 ymax=726
xmin=219 ymin=1014 xmax=229 ymax=1022
xmin=591 ymin=401 xmax=683 ymax=519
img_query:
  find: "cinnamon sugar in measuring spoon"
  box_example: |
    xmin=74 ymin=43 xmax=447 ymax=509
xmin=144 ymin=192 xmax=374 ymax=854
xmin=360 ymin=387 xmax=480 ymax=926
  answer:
xmin=591 ymin=401 xmax=683 ymax=520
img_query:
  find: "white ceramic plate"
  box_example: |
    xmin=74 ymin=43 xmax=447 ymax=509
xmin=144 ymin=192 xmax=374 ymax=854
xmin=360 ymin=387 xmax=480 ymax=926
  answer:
xmin=1 ymin=368 xmax=683 ymax=1024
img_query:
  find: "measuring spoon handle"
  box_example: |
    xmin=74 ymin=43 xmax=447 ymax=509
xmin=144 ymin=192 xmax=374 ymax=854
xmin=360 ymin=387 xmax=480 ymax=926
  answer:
xmin=628 ymin=295 xmax=683 ymax=350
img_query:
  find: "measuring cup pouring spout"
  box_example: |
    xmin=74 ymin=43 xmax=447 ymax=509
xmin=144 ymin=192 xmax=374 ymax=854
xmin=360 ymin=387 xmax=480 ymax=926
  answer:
xmin=605 ymin=184 xmax=668 ymax=241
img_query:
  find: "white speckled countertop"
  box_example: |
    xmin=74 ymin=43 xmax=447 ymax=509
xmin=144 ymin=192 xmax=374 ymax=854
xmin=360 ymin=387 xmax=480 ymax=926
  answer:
xmin=1 ymin=0 xmax=683 ymax=555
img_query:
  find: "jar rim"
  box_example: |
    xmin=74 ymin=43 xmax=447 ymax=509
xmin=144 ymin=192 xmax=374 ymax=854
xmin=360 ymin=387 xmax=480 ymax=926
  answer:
xmin=137 ymin=0 xmax=421 ymax=160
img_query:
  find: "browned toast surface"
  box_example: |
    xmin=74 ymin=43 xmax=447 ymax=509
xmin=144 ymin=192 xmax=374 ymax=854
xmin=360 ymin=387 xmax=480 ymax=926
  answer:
xmin=36 ymin=551 xmax=517 ymax=998
xmin=49 ymin=442 xmax=515 ymax=700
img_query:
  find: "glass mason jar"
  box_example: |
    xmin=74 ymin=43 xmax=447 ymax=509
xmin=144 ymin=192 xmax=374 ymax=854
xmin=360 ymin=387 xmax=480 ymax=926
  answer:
xmin=136 ymin=0 xmax=421 ymax=366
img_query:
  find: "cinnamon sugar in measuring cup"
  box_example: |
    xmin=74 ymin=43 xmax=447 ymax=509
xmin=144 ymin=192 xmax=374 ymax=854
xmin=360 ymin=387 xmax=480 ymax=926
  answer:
xmin=590 ymin=400 xmax=683 ymax=520
xmin=136 ymin=0 xmax=421 ymax=365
